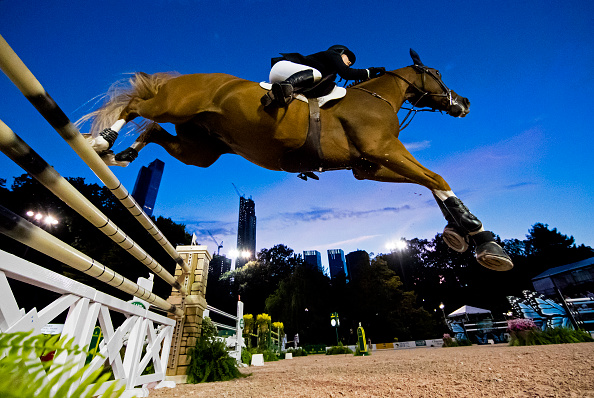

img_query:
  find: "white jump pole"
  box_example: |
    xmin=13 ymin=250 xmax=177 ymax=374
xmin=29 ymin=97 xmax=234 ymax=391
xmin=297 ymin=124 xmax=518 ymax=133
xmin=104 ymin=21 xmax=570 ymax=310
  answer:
xmin=0 ymin=119 xmax=186 ymax=295
xmin=0 ymin=203 xmax=183 ymax=317
xmin=0 ymin=34 xmax=189 ymax=274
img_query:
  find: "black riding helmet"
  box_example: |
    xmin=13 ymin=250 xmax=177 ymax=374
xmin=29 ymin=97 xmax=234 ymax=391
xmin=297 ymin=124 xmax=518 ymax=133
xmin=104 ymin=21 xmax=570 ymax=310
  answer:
xmin=328 ymin=45 xmax=356 ymax=65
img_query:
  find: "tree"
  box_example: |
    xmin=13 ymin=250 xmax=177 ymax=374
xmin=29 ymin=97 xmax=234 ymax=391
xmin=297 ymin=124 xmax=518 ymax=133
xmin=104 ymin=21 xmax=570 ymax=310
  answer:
xmin=265 ymin=263 xmax=332 ymax=345
xmin=346 ymin=256 xmax=438 ymax=342
xmin=225 ymin=244 xmax=303 ymax=316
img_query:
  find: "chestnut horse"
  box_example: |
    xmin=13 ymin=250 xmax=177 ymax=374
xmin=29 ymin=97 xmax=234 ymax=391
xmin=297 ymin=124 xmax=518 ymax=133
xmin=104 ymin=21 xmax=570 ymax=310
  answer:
xmin=80 ymin=50 xmax=513 ymax=271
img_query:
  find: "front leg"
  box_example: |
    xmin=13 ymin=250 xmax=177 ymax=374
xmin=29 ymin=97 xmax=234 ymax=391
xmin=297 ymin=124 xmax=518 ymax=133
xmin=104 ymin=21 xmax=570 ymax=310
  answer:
xmin=433 ymin=190 xmax=513 ymax=271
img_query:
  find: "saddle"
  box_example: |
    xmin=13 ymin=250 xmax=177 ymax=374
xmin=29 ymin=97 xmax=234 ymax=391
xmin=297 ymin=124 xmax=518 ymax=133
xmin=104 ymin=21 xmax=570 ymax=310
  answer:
xmin=259 ymin=78 xmax=348 ymax=180
xmin=258 ymin=81 xmax=346 ymax=107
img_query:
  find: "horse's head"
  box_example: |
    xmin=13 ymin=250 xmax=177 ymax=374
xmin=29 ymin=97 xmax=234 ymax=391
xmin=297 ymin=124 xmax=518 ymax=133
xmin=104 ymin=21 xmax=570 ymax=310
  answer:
xmin=405 ymin=49 xmax=470 ymax=118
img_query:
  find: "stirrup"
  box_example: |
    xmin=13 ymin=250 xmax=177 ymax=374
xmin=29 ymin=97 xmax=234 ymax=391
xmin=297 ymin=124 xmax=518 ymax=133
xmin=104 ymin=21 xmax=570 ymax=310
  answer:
xmin=261 ymin=92 xmax=274 ymax=107
xmin=272 ymin=83 xmax=293 ymax=107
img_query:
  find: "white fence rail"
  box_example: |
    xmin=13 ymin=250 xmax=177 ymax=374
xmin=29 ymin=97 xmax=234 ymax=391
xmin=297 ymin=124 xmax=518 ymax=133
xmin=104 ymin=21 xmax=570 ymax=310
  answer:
xmin=0 ymin=249 xmax=175 ymax=397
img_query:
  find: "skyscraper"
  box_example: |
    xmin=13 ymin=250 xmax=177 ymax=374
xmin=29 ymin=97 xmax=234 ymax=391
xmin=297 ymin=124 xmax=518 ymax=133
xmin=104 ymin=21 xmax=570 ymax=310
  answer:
xmin=345 ymin=250 xmax=370 ymax=283
xmin=131 ymin=159 xmax=164 ymax=217
xmin=236 ymin=196 xmax=256 ymax=268
xmin=303 ymin=250 xmax=323 ymax=272
xmin=327 ymin=249 xmax=348 ymax=280
xmin=209 ymin=254 xmax=233 ymax=282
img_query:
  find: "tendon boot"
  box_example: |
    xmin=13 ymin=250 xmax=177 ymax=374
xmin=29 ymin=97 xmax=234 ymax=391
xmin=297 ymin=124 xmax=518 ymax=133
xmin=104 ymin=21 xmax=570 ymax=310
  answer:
xmin=471 ymin=231 xmax=514 ymax=271
xmin=89 ymin=127 xmax=119 ymax=153
xmin=434 ymin=194 xmax=469 ymax=253
xmin=271 ymin=70 xmax=316 ymax=107
xmin=442 ymin=196 xmax=483 ymax=235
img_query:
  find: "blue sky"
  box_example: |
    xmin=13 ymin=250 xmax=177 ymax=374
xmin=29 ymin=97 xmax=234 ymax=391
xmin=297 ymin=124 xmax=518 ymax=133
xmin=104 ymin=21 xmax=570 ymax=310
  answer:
xmin=1 ymin=1 xmax=593 ymax=273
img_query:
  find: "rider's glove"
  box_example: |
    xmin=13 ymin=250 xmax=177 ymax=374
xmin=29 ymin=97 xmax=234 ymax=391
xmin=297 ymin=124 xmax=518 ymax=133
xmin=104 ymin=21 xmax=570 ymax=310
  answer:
xmin=367 ymin=67 xmax=386 ymax=78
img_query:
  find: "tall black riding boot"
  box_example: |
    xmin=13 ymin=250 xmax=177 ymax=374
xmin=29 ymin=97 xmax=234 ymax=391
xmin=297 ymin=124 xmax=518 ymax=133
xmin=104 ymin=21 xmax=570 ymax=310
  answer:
xmin=270 ymin=70 xmax=316 ymax=107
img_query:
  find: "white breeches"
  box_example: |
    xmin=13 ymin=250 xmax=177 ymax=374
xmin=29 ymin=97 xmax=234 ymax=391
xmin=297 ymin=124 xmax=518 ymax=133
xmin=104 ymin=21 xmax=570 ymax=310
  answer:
xmin=269 ymin=60 xmax=322 ymax=83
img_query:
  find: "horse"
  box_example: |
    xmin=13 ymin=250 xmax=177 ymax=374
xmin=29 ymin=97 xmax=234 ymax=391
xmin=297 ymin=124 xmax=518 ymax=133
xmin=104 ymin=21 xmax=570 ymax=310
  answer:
xmin=79 ymin=49 xmax=513 ymax=271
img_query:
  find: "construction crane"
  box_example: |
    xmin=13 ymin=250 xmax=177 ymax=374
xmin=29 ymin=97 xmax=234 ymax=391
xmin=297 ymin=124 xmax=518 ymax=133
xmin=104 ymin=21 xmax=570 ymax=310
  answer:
xmin=231 ymin=183 xmax=244 ymax=198
xmin=208 ymin=231 xmax=223 ymax=255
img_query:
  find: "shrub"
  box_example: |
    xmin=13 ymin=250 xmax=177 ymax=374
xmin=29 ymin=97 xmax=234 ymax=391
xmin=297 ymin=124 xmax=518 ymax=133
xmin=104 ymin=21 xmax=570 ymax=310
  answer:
xmin=243 ymin=347 xmax=279 ymax=363
xmin=507 ymin=318 xmax=538 ymax=333
xmin=442 ymin=333 xmax=472 ymax=347
xmin=0 ymin=331 xmax=125 ymax=398
xmin=354 ymin=346 xmax=370 ymax=356
xmin=509 ymin=325 xmax=594 ymax=346
xmin=326 ymin=343 xmax=353 ymax=355
xmin=442 ymin=333 xmax=457 ymax=347
xmin=261 ymin=349 xmax=280 ymax=362
xmin=241 ymin=347 xmax=252 ymax=365
xmin=285 ymin=347 xmax=307 ymax=357
xmin=187 ymin=317 xmax=245 ymax=383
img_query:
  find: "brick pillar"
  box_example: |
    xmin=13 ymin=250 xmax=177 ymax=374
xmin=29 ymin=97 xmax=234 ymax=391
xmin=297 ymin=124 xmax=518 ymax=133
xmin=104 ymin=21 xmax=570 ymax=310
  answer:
xmin=166 ymin=245 xmax=211 ymax=378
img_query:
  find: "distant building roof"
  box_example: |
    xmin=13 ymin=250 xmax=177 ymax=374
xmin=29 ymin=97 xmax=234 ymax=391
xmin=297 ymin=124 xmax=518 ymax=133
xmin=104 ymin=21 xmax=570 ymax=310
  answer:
xmin=532 ymin=257 xmax=594 ymax=280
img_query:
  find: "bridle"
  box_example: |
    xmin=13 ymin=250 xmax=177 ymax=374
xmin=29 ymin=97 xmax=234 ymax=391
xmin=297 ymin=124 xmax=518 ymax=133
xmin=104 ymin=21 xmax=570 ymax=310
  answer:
xmin=351 ymin=65 xmax=457 ymax=131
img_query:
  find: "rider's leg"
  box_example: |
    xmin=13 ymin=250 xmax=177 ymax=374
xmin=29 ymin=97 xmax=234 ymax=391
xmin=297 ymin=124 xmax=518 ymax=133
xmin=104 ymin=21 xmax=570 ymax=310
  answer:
xmin=261 ymin=61 xmax=321 ymax=107
xmin=271 ymin=69 xmax=320 ymax=107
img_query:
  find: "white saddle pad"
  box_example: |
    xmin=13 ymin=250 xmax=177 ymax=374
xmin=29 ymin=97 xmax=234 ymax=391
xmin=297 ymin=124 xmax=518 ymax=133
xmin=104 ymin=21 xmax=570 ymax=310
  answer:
xmin=259 ymin=82 xmax=346 ymax=107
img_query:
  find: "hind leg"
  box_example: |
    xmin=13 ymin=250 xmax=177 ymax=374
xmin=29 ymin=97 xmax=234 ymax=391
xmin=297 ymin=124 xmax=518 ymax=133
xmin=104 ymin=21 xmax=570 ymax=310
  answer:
xmin=90 ymin=92 xmax=191 ymax=153
xmin=115 ymin=123 xmax=230 ymax=168
xmin=354 ymin=140 xmax=513 ymax=271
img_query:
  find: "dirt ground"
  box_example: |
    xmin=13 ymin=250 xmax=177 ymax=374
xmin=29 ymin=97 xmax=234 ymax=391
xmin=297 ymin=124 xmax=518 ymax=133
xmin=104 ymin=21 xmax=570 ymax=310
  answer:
xmin=149 ymin=343 xmax=594 ymax=398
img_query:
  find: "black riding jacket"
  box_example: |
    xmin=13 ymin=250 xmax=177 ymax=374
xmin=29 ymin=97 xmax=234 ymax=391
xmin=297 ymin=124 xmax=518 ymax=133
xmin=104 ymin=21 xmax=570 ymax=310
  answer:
xmin=274 ymin=50 xmax=370 ymax=81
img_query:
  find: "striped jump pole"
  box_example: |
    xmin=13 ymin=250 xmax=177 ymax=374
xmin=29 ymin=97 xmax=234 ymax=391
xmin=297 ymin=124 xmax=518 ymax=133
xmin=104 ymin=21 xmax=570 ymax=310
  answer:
xmin=0 ymin=119 xmax=186 ymax=295
xmin=0 ymin=204 xmax=183 ymax=317
xmin=0 ymin=34 xmax=189 ymax=275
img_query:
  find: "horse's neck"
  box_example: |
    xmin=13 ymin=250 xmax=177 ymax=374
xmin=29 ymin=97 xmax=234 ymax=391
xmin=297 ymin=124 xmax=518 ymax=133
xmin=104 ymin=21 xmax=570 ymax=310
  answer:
xmin=355 ymin=66 xmax=414 ymax=108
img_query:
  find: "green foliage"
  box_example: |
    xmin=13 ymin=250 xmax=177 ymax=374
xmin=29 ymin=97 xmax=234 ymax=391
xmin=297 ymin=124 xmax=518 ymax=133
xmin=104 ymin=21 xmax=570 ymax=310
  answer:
xmin=285 ymin=347 xmax=307 ymax=357
xmin=187 ymin=318 xmax=244 ymax=383
xmin=0 ymin=331 xmax=124 ymax=398
xmin=325 ymin=343 xmax=353 ymax=355
xmin=241 ymin=347 xmax=252 ymax=365
xmin=354 ymin=346 xmax=370 ymax=356
xmin=261 ymin=349 xmax=280 ymax=362
xmin=243 ymin=347 xmax=279 ymax=363
xmin=509 ymin=327 xmax=594 ymax=346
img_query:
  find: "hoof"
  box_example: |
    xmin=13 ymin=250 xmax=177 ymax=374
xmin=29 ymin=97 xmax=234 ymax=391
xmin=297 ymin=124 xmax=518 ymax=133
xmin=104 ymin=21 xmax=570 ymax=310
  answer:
xmin=115 ymin=147 xmax=138 ymax=162
xmin=475 ymin=241 xmax=513 ymax=271
xmin=99 ymin=151 xmax=130 ymax=167
xmin=442 ymin=224 xmax=469 ymax=253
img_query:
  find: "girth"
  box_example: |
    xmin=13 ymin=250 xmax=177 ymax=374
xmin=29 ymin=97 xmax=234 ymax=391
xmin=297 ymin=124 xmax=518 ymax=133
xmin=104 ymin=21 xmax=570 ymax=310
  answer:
xmin=278 ymin=98 xmax=325 ymax=173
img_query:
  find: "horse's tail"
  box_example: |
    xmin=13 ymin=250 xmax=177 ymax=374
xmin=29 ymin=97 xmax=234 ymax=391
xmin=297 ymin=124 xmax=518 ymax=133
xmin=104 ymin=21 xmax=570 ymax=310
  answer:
xmin=76 ymin=71 xmax=180 ymax=137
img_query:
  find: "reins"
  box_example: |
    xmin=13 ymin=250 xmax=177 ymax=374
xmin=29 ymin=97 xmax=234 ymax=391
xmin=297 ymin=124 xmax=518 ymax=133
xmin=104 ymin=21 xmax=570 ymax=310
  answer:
xmin=349 ymin=67 xmax=450 ymax=131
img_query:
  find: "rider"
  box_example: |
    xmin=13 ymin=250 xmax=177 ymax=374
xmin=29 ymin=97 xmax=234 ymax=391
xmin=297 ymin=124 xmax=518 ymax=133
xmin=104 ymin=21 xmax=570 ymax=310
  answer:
xmin=261 ymin=45 xmax=386 ymax=107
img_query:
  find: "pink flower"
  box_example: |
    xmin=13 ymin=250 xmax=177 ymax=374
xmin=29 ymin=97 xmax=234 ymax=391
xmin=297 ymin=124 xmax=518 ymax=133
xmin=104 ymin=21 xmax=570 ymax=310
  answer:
xmin=507 ymin=318 xmax=537 ymax=332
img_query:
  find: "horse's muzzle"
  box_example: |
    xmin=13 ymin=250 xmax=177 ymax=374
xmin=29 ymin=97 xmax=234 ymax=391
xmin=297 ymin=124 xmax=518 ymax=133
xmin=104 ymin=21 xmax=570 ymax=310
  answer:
xmin=449 ymin=96 xmax=470 ymax=118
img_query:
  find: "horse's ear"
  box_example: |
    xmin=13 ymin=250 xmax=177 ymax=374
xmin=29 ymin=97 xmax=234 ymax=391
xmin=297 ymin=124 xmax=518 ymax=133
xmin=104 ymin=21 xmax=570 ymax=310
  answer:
xmin=410 ymin=49 xmax=424 ymax=66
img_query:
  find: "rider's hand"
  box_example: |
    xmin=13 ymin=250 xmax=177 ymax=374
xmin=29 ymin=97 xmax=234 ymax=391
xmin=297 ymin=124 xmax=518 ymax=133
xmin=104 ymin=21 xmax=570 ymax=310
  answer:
xmin=368 ymin=67 xmax=386 ymax=78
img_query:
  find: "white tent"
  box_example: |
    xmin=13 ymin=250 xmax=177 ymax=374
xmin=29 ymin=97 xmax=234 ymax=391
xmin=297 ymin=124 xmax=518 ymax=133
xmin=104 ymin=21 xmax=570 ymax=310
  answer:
xmin=447 ymin=305 xmax=491 ymax=318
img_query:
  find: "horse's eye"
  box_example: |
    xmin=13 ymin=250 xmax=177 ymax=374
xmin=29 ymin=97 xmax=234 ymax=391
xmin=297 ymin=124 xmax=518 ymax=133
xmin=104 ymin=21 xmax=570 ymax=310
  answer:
xmin=436 ymin=70 xmax=441 ymax=76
